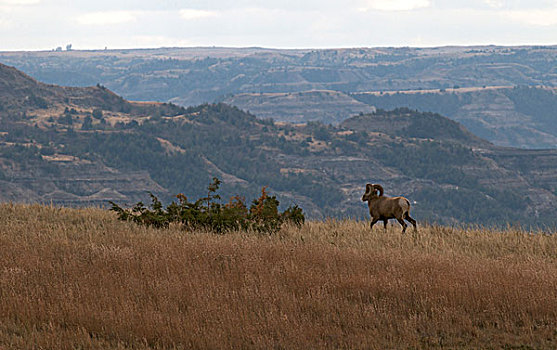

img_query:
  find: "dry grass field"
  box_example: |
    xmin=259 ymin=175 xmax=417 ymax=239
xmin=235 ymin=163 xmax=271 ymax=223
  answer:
xmin=0 ymin=203 xmax=556 ymax=349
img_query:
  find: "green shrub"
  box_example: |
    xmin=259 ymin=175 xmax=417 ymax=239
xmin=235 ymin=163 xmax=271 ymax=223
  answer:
xmin=109 ymin=177 xmax=305 ymax=233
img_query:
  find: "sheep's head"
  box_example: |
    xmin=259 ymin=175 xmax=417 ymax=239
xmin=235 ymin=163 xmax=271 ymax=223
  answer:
xmin=362 ymin=183 xmax=384 ymax=201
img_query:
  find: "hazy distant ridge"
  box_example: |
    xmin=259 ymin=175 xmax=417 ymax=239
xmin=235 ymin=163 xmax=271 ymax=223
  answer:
xmin=2 ymin=45 xmax=555 ymax=149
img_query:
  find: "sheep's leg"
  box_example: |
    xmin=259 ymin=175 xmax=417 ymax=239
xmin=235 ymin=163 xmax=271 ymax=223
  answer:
xmin=405 ymin=213 xmax=418 ymax=232
xmin=369 ymin=218 xmax=380 ymax=231
xmin=383 ymin=219 xmax=388 ymax=231
xmin=396 ymin=217 xmax=407 ymax=233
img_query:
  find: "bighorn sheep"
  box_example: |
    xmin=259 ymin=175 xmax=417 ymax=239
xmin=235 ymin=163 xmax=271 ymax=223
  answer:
xmin=362 ymin=184 xmax=417 ymax=233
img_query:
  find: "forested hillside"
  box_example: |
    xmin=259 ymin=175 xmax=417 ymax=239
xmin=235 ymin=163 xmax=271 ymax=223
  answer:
xmin=1 ymin=63 xmax=556 ymax=226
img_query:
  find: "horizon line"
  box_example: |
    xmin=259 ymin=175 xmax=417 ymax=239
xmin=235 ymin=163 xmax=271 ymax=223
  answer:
xmin=1 ymin=43 xmax=557 ymax=54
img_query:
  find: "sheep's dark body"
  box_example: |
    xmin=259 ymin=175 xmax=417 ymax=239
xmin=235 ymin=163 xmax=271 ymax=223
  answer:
xmin=362 ymin=184 xmax=417 ymax=233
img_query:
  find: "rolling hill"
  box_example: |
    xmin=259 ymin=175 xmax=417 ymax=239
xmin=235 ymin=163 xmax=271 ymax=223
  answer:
xmin=0 ymin=63 xmax=556 ymax=227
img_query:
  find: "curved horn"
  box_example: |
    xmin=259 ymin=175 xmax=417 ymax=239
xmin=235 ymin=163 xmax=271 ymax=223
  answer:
xmin=365 ymin=183 xmax=373 ymax=195
xmin=373 ymin=184 xmax=384 ymax=196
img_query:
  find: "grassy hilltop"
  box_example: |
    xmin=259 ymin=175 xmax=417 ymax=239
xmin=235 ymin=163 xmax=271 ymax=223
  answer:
xmin=0 ymin=204 xmax=556 ymax=349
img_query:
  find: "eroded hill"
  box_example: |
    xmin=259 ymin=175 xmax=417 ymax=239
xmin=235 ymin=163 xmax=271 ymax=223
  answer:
xmin=223 ymin=90 xmax=376 ymax=124
xmin=352 ymin=86 xmax=557 ymax=149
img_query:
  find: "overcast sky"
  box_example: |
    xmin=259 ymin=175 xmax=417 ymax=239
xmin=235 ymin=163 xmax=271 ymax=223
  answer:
xmin=0 ymin=0 xmax=556 ymax=51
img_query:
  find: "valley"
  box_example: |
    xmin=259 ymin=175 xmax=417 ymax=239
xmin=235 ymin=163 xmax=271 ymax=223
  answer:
xmin=1 ymin=63 xmax=556 ymax=226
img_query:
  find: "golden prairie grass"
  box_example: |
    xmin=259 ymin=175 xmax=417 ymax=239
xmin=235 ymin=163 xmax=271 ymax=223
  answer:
xmin=0 ymin=203 xmax=556 ymax=349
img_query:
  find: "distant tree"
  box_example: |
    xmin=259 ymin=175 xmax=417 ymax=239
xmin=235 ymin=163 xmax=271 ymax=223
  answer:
xmin=92 ymin=108 xmax=103 ymax=119
xmin=81 ymin=116 xmax=93 ymax=130
xmin=64 ymin=107 xmax=78 ymax=115
xmin=59 ymin=114 xmax=73 ymax=125
xmin=312 ymin=126 xmax=331 ymax=141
